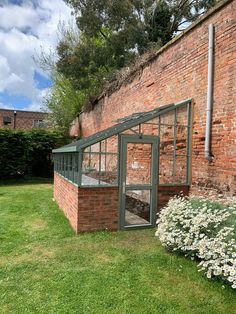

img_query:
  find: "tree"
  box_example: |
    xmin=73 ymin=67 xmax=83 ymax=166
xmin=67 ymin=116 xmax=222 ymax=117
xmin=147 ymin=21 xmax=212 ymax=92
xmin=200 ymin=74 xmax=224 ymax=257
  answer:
xmin=43 ymin=72 xmax=85 ymax=136
xmin=56 ymin=32 xmax=116 ymax=92
xmin=57 ymin=0 xmax=217 ymax=90
xmin=64 ymin=0 xmax=217 ymax=49
xmin=145 ymin=0 xmax=217 ymax=44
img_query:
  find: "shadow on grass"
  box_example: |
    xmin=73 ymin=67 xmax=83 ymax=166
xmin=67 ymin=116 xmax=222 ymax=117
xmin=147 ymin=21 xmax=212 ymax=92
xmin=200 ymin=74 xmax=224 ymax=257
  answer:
xmin=0 ymin=177 xmax=53 ymax=187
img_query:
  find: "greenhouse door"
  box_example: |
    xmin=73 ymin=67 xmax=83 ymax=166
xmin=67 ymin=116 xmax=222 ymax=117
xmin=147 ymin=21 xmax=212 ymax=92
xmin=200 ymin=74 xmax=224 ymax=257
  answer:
xmin=119 ymin=135 xmax=159 ymax=230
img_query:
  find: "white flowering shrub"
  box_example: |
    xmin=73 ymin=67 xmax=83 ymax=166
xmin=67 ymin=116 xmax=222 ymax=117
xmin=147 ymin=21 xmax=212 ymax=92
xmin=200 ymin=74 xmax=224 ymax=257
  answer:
xmin=156 ymin=196 xmax=236 ymax=289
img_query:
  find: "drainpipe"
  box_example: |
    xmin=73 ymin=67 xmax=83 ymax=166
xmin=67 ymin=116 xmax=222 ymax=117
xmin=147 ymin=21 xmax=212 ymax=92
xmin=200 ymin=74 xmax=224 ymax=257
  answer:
xmin=13 ymin=110 xmax=17 ymax=129
xmin=205 ymin=24 xmax=214 ymax=162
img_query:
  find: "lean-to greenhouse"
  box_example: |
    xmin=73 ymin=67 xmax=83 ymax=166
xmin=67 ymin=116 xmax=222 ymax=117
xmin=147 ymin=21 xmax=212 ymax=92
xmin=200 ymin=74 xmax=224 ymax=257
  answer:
xmin=53 ymin=99 xmax=192 ymax=233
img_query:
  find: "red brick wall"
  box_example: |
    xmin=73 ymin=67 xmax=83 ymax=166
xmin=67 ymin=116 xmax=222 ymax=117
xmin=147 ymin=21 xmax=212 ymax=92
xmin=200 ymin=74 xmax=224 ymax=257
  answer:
xmin=0 ymin=109 xmax=47 ymax=130
xmin=77 ymin=187 xmax=119 ymax=232
xmin=54 ymin=173 xmax=79 ymax=232
xmin=78 ymin=0 xmax=236 ymax=196
xmin=158 ymin=185 xmax=189 ymax=212
xmin=54 ymin=173 xmax=119 ymax=233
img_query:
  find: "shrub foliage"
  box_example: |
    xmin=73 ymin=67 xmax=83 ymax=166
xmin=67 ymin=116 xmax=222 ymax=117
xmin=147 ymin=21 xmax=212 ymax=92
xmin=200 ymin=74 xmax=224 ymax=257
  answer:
xmin=156 ymin=196 xmax=236 ymax=289
xmin=0 ymin=129 xmax=64 ymax=178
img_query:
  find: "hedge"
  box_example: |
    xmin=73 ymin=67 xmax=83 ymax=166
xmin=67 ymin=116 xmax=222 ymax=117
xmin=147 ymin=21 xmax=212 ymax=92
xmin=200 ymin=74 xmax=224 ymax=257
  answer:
xmin=0 ymin=129 xmax=65 ymax=179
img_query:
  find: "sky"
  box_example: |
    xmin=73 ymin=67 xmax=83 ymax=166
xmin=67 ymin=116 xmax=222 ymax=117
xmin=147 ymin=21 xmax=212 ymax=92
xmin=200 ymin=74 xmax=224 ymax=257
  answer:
xmin=0 ymin=0 xmax=75 ymax=112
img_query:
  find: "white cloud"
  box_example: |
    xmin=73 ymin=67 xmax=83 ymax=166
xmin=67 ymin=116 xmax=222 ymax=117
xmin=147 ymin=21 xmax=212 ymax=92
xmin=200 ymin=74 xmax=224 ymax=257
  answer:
xmin=23 ymin=87 xmax=51 ymax=112
xmin=36 ymin=0 xmax=74 ymax=45
xmin=0 ymin=28 xmax=42 ymax=97
xmin=0 ymin=55 xmax=10 ymax=81
xmin=0 ymin=4 xmax=39 ymax=31
xmin=0 ymin=0 xmax=75 ymax=111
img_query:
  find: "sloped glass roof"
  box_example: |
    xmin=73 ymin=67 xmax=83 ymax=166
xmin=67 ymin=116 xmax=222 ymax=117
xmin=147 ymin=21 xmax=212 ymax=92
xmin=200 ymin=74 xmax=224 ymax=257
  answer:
xmin=53 ymin=100 xmax=191 ymax=153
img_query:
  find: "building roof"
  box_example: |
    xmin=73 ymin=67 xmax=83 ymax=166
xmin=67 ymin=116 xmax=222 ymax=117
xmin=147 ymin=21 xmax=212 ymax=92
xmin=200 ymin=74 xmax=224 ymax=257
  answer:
xmin=0 ymin=108 xmax=47 ymax=114
xmin=53 ymin=99 xmax=191 ymax=153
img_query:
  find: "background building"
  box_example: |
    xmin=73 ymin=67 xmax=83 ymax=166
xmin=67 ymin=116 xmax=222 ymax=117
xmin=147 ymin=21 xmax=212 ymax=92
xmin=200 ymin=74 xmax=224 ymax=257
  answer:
xmin=0 ymin=109 xmax=48 ymax=130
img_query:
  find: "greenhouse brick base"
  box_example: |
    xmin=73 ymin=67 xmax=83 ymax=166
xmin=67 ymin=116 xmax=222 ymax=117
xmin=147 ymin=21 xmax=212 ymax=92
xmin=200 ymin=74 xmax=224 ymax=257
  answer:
xmin=54 ymin=173 xmax=189 ymax=233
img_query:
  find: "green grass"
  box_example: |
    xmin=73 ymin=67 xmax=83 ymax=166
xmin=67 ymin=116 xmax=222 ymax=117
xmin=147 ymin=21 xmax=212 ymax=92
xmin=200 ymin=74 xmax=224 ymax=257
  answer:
xmin=0 ymin=180 xmax=235 ymax=314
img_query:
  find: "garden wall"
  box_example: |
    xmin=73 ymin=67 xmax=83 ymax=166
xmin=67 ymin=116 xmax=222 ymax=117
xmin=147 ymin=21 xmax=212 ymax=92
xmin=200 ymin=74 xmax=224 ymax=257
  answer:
xmin=77 ymin=0 xmax=236 ymax=197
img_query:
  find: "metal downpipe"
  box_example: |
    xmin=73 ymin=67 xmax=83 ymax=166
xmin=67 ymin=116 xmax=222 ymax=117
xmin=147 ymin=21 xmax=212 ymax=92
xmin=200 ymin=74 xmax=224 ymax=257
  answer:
xmin=205 ymin=24 xmax=214 ymax=162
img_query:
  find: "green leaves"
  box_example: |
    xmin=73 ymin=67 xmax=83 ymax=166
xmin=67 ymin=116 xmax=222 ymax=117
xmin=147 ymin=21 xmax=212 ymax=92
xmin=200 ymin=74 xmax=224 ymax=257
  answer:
xmin=43 ymin=72 xmax=86 ymax=136
xmin=0 ymin=129 xmax=64 ymax=179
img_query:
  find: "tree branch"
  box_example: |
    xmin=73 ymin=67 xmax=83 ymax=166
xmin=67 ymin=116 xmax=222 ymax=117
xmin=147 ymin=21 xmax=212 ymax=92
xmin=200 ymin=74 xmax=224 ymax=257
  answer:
xmin=99 ymin=29 xmax=111 ymax=43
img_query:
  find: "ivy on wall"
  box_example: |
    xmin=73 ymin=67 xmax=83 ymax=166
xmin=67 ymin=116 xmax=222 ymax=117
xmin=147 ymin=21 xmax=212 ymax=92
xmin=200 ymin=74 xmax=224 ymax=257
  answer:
xmin=0 ymin=129 xmax=65 ymax=179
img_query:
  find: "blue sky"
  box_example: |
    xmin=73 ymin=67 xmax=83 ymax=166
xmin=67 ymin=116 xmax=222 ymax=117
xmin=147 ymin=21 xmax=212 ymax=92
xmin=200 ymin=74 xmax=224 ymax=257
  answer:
xmin=0 ymin=0 xmax=74 ymax=112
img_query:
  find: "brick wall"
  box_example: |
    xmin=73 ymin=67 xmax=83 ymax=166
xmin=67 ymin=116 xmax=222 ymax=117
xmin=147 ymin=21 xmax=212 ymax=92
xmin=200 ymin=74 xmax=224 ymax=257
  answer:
xmin=54 ymin=172 xmax=79 ymax=232
xmin=0 ymin=109 xmax=47 ymax=130
xmin=54 ymin=173 xmax=119 ymax=233
xmin=77 ymin=187 xmax=119 ymax=232
xmin=78 ymin=0 xmax=236 ymax=197
xmin=158 ymin=185 xmax=189 ymax=212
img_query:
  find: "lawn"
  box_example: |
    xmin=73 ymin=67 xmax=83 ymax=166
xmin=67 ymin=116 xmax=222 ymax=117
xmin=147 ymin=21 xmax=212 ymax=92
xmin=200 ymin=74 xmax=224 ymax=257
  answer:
xmin=0 ymin=180 xmax=235 ymax=314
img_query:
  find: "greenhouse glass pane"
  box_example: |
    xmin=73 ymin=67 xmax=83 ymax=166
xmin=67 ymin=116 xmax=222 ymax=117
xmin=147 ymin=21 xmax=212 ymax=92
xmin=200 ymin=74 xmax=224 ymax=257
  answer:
xmin=159 ymin=125 xmax=174 ymax=154
xmin=101 ymin=135 xmax=118 ymax=153
xmin=175 ymin=156 xmax=187 ymax=184
xmin=176 ymin=126 xmax=187 ymax=155
xmin=125 ymin=190 xmax=151 ymax=226
xmin=140 ymin=119 xmax=159 ymax=136
xmin=160 ymin=110 xmax=175 ymax=126
xmin=126 ymin=143 xmax=152 ymax=185
xmin=159 ymin=154 xmax=175 ymax=184
xmin=81 ymin=152 xmax=117 ymax=186
xmin=176 ymin=105 xmax=188 ymax=126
